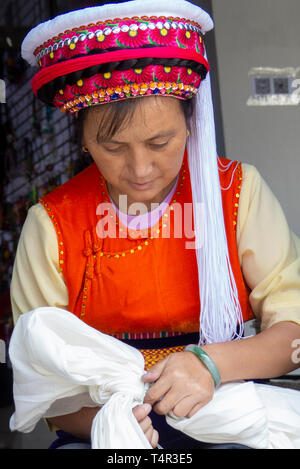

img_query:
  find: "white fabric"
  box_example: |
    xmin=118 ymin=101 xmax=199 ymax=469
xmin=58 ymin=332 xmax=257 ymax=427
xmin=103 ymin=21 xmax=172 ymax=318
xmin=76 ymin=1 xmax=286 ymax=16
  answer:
xmin=9 ymin=307 xmax=152 ymax=449
xmin=167 ymin=382 xmax=300 ymax=449
xmin=9 ymin=307 xmax=300 ymax=449
xmin=21 ymin=0 xmax=214 ymax=66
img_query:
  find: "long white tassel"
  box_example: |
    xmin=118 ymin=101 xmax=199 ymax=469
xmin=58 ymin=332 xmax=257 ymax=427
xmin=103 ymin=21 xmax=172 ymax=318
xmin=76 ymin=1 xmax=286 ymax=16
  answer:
xmin=187 ymin=63 xmax=244 ymax=345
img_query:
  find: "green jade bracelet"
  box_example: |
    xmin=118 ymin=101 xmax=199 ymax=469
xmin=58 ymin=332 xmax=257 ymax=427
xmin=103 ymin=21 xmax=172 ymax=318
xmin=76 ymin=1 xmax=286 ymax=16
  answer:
xmin=184 ymin=344 xmax=221 ymax=388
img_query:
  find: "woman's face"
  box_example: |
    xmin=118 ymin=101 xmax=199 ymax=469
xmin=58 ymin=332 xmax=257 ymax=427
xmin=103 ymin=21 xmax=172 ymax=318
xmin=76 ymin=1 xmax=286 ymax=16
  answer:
xmin=82 ymin=96 xmax=188 ymax=214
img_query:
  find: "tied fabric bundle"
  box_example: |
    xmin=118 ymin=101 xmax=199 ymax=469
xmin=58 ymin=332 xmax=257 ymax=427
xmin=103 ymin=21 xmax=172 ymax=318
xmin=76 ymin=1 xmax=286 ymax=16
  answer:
xmin=9 ymin=307 xmax=152 ymax=449
xmin=9 ymin=307 xmax=300 ymax=449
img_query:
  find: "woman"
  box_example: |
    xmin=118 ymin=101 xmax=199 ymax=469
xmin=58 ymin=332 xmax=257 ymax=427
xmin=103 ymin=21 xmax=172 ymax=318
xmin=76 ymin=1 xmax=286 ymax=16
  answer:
xmin=11 ymin=0 xmax=300 ymax=449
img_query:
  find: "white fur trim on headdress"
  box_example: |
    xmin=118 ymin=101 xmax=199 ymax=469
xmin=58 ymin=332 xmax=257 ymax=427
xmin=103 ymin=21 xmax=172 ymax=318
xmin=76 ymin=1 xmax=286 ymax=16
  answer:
xmin=21 ymin=0 xmax=214 ymax=66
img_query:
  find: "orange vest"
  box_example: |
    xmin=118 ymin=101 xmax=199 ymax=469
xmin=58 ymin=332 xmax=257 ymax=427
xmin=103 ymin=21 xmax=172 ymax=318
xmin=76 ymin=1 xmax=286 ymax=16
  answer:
xmin=39 ymin=151 xmax=254 ymax=340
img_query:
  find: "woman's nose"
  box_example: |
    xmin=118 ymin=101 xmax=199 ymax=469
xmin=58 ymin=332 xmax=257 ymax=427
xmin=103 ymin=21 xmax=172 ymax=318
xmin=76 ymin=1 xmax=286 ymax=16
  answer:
xmin=128 ymin=149 xmax=154 ymax=182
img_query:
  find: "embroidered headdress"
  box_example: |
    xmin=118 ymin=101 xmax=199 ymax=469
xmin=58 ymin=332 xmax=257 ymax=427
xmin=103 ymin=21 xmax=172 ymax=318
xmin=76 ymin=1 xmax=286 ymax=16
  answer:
xmin=21 ymin=0 xmax=244 ymax=345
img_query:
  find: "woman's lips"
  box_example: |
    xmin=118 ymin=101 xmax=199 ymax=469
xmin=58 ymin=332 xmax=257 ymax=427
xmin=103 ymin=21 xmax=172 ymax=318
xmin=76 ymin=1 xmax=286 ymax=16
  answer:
xmin=129 ymin=180 xmax=154 ymax=190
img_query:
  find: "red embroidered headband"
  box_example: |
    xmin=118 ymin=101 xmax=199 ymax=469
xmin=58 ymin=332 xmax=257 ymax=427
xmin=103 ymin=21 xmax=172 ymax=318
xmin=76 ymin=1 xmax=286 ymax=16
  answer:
xmin=21 ymin=1 xmax=212 ymax=114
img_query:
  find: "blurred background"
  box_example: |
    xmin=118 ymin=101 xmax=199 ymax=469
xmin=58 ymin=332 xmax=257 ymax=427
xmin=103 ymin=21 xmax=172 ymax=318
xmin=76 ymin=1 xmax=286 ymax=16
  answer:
xmin=0 ymin=0 xmax=299 ymax=449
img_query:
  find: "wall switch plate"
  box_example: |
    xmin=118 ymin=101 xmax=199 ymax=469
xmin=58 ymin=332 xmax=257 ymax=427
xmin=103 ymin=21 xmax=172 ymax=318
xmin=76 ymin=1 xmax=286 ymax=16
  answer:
xmin=247 ymin=67 xmax=300 ymax=106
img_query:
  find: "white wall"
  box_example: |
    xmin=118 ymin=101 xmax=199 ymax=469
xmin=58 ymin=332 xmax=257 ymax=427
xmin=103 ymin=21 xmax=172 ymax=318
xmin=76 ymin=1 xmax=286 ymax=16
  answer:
xmin=211 ymin=0 xmax=300 ymax=235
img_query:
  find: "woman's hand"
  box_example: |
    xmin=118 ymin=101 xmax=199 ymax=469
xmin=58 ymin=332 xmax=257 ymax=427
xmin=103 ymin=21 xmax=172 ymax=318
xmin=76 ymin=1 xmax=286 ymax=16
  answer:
xmin=132 ymin=404 xmax=159 ymax=448
xmin=142 ymin=351 xmax=215 ymax=418
xmin=48 ymin=404 xmax=159 ymax=447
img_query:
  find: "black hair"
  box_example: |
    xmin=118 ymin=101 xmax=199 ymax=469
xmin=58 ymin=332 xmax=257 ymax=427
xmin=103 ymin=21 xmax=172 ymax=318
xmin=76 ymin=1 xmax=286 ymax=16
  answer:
xmin=74 ymin=96 xmax=195 ymax=146
xmin=37 ymin=55 xmax=207 ymax=105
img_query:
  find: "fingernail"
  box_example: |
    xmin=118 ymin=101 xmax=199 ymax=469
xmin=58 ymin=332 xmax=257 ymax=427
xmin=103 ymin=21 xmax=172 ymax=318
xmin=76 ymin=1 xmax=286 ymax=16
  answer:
xmin=143 ymin=403 xmax=152 ymax=412
xmin=142 ymin=372 xmax=155 ymax=381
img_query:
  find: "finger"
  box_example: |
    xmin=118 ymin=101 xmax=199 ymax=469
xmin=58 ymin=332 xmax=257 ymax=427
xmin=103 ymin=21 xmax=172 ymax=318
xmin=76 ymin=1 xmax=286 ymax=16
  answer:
xmin=144 ymin=425 xmax=154 ymax=442
xmin=144 ymin=426 xmax=159 ymax=448
xmin=187 ymin=399 xmax=211 ymax=418
xmin=138 ymin=416 xmax=153 ymax=433
xmin=144 ymin=379 xmax=171 ymax=406
xmin=152 ymin=389 xmax=184 ymax=416
xmin=132 ymin=403 xmax=152 ymax=422
xmin=171 ymin=395 xmax=202 ymax=419
xmin=142 ymin=357 xmax=169 ymax=382
xmin=172 ymin=393 xmax=212 ymax=419
xmin=151 ymin=429 xmax=159 ymax=448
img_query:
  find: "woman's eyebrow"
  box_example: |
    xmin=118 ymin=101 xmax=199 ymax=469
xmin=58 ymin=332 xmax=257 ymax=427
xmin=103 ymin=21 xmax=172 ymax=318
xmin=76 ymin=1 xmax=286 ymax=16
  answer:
xmin=146 ymin=130 xmax=176 ymax=142
xmin=102 ymin=130 xmax=176 ymax=145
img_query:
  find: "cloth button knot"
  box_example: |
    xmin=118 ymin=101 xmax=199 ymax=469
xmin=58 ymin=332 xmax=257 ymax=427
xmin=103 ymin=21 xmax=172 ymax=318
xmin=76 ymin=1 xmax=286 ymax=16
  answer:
xmin=83 ymin=247 xmax=93 ymax=257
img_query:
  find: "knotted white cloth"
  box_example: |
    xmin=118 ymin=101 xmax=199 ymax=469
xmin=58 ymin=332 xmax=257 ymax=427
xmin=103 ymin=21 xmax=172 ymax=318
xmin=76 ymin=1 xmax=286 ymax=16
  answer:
xmin=9 ymin=307 xmax=300 ymax=449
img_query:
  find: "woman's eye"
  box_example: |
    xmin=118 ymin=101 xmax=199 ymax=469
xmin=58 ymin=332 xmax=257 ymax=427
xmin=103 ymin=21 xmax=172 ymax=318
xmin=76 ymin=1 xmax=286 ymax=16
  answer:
xmin=150 ymin=142 xmax=168 ymax=150
xmin=102 ymin=141 xmax=169 ymax=152
xmin=103 ymin=145 xmax=123 ymax=153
